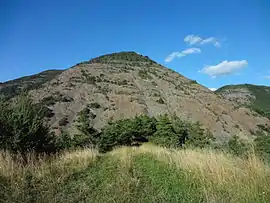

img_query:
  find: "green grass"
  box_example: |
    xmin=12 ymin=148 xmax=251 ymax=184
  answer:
xmin=1 ymin=144 xmax=270 ymax=203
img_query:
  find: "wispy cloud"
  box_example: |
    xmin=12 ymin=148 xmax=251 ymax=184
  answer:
xmin=263 ymin=76 xmax=270 ymax=79
xmin=200 ymin=60 xmax=248 ymax=78
xmin=165 ymin=48 xmax=201 ymax=63
xmin=184 ymin=35 xmax=202 ymax=45
xmin=209 ymin=88 xmax=217 ymax=91
xmin=184 ymin=35 xmax=220 ymax=47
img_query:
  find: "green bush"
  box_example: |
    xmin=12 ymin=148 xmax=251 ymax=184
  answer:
xmin=74 ymin=107 xmax=100 ymax=147
xmin=150 ymin=116 xmax=214 ymax=149
xmin=138 ymin=70 xmax=153 ymax=80
xmin=88 ymin=102 xmax=101 ymax=109
xmin=97 ymin=114 xmax=214 ymax=152
xmin=150 ymin=115 xmax=180 ymax=147
xmin=99 ymin=115 xmax=157 ymax=152
xmin=227 ymin=135 xmax=250 ymax=156
xmin=58 ymin=116 xmax=69 ymax=126
xmin=0 ymin=94 xmax=55 ymax=154
xmin=254 ymin=132 xmax=270 ymax=162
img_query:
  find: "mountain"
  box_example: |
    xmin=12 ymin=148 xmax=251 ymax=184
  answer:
xmin=2 ymin=52 xmax=269 ymax=141
xmin=0 ymin=70 xmax=64 ymax=99
xmin=216 ymin=84 xmax=270 ymax=119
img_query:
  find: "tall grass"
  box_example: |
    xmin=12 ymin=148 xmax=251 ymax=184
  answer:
xmin=1 ymin=145 xmax=269 ymax=202
xmin=0 ymin=149 xmax=98 ymax=202
xmin=130 ymin=144 xmax=270 ymax=202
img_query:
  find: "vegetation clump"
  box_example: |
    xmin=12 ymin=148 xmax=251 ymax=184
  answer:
xmin=0 ymin=70 xmax=63 ymax=99
xmin=0 ymin=94 xmax=55 ymax=154
xmin=41 ymin=94 xmax=73 ymax=106
xmin=89 ymin=51 xmax=157 ymax=64
xmin=73 ymin=113 xmax=215 ymax=152
xmin=138 ymin=69 xmax=153 ymax=80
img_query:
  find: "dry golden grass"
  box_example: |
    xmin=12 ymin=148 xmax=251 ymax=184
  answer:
xmin=1 ymin=145 xmax=269 ymax=202
xmin=111 ymin=144 xmax=270 ymax=202
xmin=0 ymin=148 xmax=99 ymax=186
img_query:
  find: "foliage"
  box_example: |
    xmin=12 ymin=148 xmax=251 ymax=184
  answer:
xmin=254 ymin=132 xmax=270 ymax=162
xmin=0 ymin=70 xmax=63 ymax=99
xmin=0 ymin=94 xmax=55 ymax=154
xmin=184 ymin=122 xmax=215 ymax=148
xmin=54 ymin=106 xmax=101 ymax=151
xmin=190 ymin=80 xmax=198 ymax=84
xmin=99 ymin=115 xmax=157 ymax=152
xmin=138 ymin=69 xmax=153 ymax=80
xmin=81 ymin=70 xmax=97 ymax=84
xmin=150 ymin=115 xmax=180 ymax=147
xmin=41 ymin=94 xmax=73 ymax=106
xmin=227 ymin=135 xmax=250 ymax=156
xmin=58 ymin=116 xmax=69 ymax=126
xmin=156 ymin=97 xmax=165 ymax=104
xmin=89 ymin=51 xmax=157 ymax=64
xmin=88 ymin=102 xmax=101 ymax=109
xmin=216 ymin=84 xmax=270 ymax=119
xmin=97 ymin=114 xmax=214 ymax=152
xmin=74 ymin=107 xmax=100 ymax=147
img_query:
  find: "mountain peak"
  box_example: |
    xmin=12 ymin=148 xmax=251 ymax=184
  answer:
xmin=89 ymin=51 xmax=157 ymax=64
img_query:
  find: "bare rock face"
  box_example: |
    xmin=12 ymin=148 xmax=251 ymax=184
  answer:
xmin=217 ymin=87 xmax=255 ymax=106
xmin=27 ymin=52 xmax=269 ymax=140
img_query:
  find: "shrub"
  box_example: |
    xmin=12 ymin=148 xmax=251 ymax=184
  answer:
xmin=227 ymin=135 xmax=250 ymax=156
xmin=0 ymin=94 xmax=55 ymax=154
xmin=184 ymin=122 xmax=215 ymax=148
xmin=41 ymin=94 xmax=73 ymax=106
xmin=54 ymin=130 xmax=100 ymax=151
xmin=58 ymin=116 xmax=69 ymax=126
xmin=254 ymin=132 xmax=270 ymax=162
xmin=81 ymin=70 xmax=96 ymax=84
xmin=150 ymin=115 xmax=180 ymax=148
xmin=138 ymin=70 xmax=153 ymax=80
xmin=41 ymin=96 xmax=57 ymax=106
xmin=88 ymin=102 xmax=101 ymax=109
xmin=190 ymin=80 xmax=198 ymax=84
xmin=118 ymin=79 xmax=128 ymax=86
xmin=99 ymin=115 xmax=157 ymax=152
xmin=156 ymin=97 xmax=165 ymax=104
xmin=98 ymin=114 xmax=214 ymax=152
xmin=71 ymin=106 xmax=101 ymax=148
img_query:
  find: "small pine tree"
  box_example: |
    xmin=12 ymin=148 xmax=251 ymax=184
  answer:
xmin=0 ymin=94 xmax=55 ymax=154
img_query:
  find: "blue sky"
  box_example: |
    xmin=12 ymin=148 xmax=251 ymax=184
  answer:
xmin=1 ymin=0 xmax=270 ymax=90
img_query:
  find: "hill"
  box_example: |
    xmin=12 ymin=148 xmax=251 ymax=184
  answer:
xmin=0 ymin=70 xmax=64 ymax=99
xmin=1 ymin=52 xmax=269 ymax=141
xmin=216 ymin=84 xmax=270 ymax=119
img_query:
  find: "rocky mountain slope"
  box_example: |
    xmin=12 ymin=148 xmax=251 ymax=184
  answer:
xmin=216 ymin=84 xmax=270 ymax=119
xmin=2 ymin=52 xmax=269 ymax=141
xmin=0 ymin=70 xmax=63 ymax=99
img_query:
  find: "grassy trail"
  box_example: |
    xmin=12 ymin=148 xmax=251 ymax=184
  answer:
xmin=1 ymin=144 xmax=269 ymax=202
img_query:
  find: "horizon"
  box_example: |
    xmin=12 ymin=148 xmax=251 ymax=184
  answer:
xmin=1 ymin=50 xmax=269 ymax=90
xmin=1 ymin=0 xmax=270 ymax=89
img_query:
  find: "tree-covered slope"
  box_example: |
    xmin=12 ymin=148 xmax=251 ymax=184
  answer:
xmin=216 ymin=84 xmax=270 ymax=118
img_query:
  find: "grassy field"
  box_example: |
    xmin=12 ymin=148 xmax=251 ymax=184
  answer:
xmin=1 ymin=144 xmax=270 ymax=203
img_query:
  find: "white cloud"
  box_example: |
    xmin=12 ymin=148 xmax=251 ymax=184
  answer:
xmin=164 ymin=48 xmax=201 ymax=63
xmin=209 ymin=88 xmax=217 ymax=91
xmin=200 ymin=60 xmax=248 ymax=78
xmin=184 ymin=35 xmax=220 ymax=47
xmin=263 ymin=76 xmax=270 ymax=79
xmin=184 ymin=35 xmax=202 ymax=45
